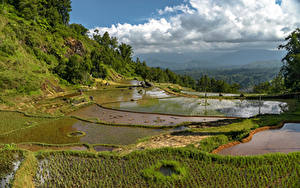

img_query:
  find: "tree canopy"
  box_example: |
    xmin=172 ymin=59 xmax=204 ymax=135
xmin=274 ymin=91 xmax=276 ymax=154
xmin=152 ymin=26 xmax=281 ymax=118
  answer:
xmin=279 ymin=28 xmax=300 ymax=92
xmin=4 ymin=0 xmax=72 ymax=26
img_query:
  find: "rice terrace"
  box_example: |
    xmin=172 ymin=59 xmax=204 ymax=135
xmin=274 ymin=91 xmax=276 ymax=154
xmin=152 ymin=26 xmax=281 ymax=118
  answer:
xmin=0 ymin=0 xmax=300 ymax=187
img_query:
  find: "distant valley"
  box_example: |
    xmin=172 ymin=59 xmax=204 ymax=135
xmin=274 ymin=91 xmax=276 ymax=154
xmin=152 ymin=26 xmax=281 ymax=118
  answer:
xmin=138 ymin=49 xmax=284 ymax=90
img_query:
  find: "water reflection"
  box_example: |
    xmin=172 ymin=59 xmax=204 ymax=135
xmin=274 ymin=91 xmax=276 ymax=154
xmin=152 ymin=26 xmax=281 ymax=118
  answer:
xmin=104 ymin=97 xmax=288 ymax=118
xmin=218 ymin=123 xmax=300 ymax=155
xmin=0 ymin=118 xmax=166 ymax=145
xmin=181 ymin=91 xmax=239 ymax=97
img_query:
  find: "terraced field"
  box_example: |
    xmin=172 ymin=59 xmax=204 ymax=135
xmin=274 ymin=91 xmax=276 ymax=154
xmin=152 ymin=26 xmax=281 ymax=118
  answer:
xmin=0 ymin=83 xmax=299 ymax=187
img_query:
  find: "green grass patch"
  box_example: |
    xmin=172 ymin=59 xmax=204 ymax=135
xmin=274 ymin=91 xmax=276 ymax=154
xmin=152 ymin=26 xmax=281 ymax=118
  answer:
xmin=31 ymin=148 xmax=300 ymax=187
xmin=0 ymin=112 xmax=53 ymax=135
xmin=198 ymin=135 xmax=229 ymax=152
xmin=142 ymin=160 xmax=187 ymax=182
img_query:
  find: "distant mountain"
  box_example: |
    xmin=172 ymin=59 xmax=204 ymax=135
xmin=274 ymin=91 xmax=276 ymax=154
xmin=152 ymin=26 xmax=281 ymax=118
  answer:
xmin=240 ymin=61 xmax=282 ymax=69
xmin=136 ymin=49 xmax=285 ymax=70
xmin=175 ymin=60 xmax=282 ymax=90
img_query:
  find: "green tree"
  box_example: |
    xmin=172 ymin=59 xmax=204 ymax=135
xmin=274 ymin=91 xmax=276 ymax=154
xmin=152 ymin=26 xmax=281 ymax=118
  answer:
xmin=70 ymin=24 xmax=88 ymax=36
xmin=279 ymin=28 xmax=300 ymax=92
xmin=118 ymin=43 xmax=133 ymax=60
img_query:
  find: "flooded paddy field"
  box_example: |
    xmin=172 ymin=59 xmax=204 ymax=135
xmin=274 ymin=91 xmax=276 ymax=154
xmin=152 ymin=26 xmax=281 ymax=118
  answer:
xmin=0 ymin=112 xmax=52 ymax=135
xmin=0 ymin=150 xmax=23 ymax=187
xmin=71 ymin=104 xmax=229 ymax=126
xmin=86 ymin=87 xmax=170 ymax=105
xmin=181 ymin=91 xmax=239 ymax=97
xmin=0 ymin=118 xmax=166 ymax=145
xmin=17 ymin=144 xmax=88 ymax=152
xmin=103 ymin=97 xmax=288 ymax=118
xmin=218 ymin=123 xmax=300 ymax=156
xmin=33 ymin=148 xmax=300 ymax=187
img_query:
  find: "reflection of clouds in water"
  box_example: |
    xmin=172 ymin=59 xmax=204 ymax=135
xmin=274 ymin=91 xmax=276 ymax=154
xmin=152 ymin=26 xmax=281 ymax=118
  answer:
xmin=128 ymin=97 xmax=288 ymax=118
xmin=181 ymin=91 xmax=239 ymax=97
xmin=144 ymin=88 xmax=170 ymax=98
xmin=281 ymin=123 xmax=300 ymax=132
xmin=131 ymin=88 xmax=170 ymax=100
xmin=218 ymin=100 xmax=287 ymax=118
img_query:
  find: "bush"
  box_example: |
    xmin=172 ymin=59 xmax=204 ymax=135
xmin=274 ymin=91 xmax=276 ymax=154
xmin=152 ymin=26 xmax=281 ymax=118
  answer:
xmin=199 ymin=135 xmax=229 ymax=152
xmin=0 ymin=41 xmax=16 ymax=56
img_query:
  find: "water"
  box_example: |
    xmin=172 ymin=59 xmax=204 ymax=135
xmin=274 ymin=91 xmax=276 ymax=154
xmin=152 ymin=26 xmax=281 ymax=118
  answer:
xmin=0 ymin=118 xmax=166 ymax=145
xmin=103 ymin=97 xmax=288 ymax=118
xmin=93 ymin=145 xmax=115 ymax=152
xmin=71 ymin=105 xmax=227 ymax=126
xmin=159 ymin=165 xmax=178 ymax=176
xmin=1 ymin=160 xmax=21 ymax=187
xmin=86 ymin=87 xmax=170 ymax=105
xmin=181 ymin=91 xmax=239 ymax=97
xmin=218 ymin=123 xmax=300 ymax=156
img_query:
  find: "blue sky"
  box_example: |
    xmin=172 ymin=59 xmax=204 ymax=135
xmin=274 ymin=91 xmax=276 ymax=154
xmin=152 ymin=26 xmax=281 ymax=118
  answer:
xmin=70 ymin=0 xmax=299 ymax=55
xmin=70 ymin=0 xmax=184 ymax=28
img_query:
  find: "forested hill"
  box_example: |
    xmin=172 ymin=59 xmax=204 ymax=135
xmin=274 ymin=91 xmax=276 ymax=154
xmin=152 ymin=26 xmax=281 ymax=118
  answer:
xmin=0 ymin=0 xmax=202 ymax=96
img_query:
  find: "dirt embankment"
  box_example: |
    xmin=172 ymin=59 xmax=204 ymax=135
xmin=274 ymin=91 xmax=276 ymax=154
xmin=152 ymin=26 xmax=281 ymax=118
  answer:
xmin=132 ymin=133 xmax=208 ymax=151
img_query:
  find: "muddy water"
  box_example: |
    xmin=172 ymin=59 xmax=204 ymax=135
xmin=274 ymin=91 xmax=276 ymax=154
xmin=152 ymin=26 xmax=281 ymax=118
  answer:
xmin=104 ymin=97 xmax=288 ymax=118
xmin=71 ymin=105 xmax=228 ymax=126
xmin=0 ymin=118 xmax=166 ymax=145
xmin=159 ymin=165 xmax=178 ymax=176
xmin=86 ymin=87 xmax=170 ymax=105
xmin=93 ymin=145 xmax=115 ymax=152
xmin=218 ymin=123 xmax=300 ymax=156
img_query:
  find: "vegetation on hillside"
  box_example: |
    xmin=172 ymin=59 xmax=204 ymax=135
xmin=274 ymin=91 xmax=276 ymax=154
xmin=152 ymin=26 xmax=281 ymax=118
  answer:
xmin=0 ymin=0 xmax=240 ymax=98
xmin=253 ymin=28 xmax=300 ymax=94
xmin=176 ymin=65 xmax=280 ymax=91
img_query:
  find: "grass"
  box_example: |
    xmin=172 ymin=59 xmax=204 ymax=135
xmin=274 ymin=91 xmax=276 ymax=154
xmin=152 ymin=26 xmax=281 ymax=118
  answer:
xmin=0 ymin=149 xmax=24 ymax=187
xmin=0 ymin=79 xmax=299 ymax=187
xmin=0 ymin=111 xmax=53 ymax=135
xmin=142 ymin=160 xmax=187 ymax=182
xmin=12 ymin=152 xmax=37 ymax=188
xmin=30 ymin=148 xmax=300 ymax=187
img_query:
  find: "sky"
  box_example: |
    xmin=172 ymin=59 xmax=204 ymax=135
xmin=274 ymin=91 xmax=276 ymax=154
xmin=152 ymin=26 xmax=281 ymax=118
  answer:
xmin=70 ymin=0 xmax=300 ymax=55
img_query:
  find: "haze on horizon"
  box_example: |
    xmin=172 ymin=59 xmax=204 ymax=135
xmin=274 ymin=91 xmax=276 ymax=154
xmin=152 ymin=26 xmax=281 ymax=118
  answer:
xmin=70 ymin=0 xmax=300 ymax=68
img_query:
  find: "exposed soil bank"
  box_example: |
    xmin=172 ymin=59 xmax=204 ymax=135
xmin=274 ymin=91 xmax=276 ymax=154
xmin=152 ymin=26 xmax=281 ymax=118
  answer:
xmin=214 ymin=122 xmax=300 ymax=155
xmin=126 ymin=133 xmax=208 ymax=152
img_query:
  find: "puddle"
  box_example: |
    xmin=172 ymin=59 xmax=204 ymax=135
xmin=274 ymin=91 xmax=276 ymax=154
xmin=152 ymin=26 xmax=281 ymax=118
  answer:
xmin=67 ymin=131 xmax=85 ymax=137
xmin=0 ymin=118 xmax=166 ymax=145
xmin=218 ymin=123 xmax=300 ymax=156
xmin=104 ymin=97 xmax=288 ymax=118
xmin=93 ymin=145 xmax=115 ymax=152
xmin=159 ymin=165 xmax=178 ymax=176
xmin=71 ymin=105 xmax=227 ymax=126
xmin=1 ymin=160 xmax=21 ymax=187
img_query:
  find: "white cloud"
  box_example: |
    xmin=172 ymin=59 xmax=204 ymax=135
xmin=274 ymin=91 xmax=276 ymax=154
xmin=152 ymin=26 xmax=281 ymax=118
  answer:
xmin=91 ymin=0 xmax=300 ymax=54
xmin=158 ymin=4 xmax=195 ymax=15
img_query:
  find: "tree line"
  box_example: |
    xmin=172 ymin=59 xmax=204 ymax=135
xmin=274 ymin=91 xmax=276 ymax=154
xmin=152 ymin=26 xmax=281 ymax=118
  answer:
xmin=254 ymin=28 xmax=300 ymax=94
xmin=0 ymin=0 xmax=251 ymax=94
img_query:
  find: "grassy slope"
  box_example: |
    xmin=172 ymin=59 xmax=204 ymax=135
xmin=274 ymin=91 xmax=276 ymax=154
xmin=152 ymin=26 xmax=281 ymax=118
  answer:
xmin=0 ymin=6 xmax=126 ymax=115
